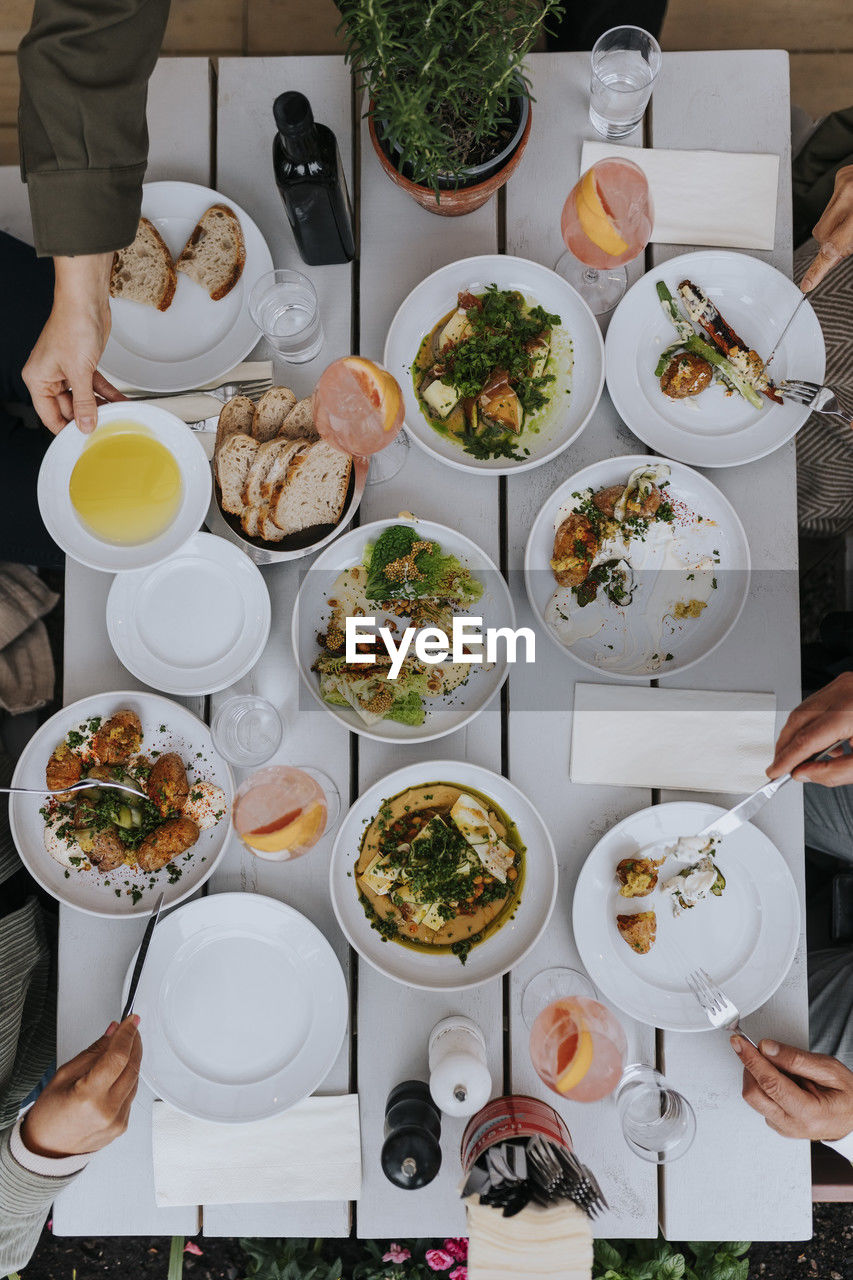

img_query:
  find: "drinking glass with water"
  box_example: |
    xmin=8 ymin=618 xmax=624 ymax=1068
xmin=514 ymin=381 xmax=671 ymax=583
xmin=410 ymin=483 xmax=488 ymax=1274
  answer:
xmin=589 ymin=26 xmax=661 ymax=140
xmin=249 ymin=268 xmax=325 ymax=362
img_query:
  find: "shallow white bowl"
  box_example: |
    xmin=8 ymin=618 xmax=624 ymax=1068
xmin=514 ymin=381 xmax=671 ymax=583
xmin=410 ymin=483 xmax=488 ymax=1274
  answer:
xmin=330 ymin=761 xmax=558 ymax=991
xmin=292 ymin=516 xmax=515 ymax=743
xmin=37 ymin=402 xmax=211 ymax=573
xmin=383 ymin=254 xmax=605 ymax=475
xmin=9 ymin=691 xmax=233 ymax=918
xmin=524 ymin=454 xmax=750 ymax=679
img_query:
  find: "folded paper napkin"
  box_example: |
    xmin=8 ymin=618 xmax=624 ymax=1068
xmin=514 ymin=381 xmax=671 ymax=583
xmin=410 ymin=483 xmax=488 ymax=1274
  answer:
xmin=465 ymin=1196 xmax=592 ymax=1280
xmin=580 ymin=141 xmax=779 ymax=251
xmin=152 ymin=1095 xmax=361 ymax=1207
xmin=570 ymin=684 xmax=777 ymax=794
xmin=0 ymin=564 xmax=58 ymax=714
xmin=111 ymin=359 xmax=273 ymax=426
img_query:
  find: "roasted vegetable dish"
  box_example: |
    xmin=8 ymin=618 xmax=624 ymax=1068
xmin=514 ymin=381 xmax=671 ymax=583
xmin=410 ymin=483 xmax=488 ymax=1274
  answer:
xmin=413 ymin=285 xmax=561 ymax=461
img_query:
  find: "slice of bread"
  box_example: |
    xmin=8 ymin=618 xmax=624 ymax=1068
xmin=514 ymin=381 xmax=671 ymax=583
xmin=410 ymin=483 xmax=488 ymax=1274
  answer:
xmin=240 ymin=439 xmax=287 ymax=537
xmin=269 ymin=440 xmax=352 ymax=536
xmin=215 ymin=395 xmax=255 ymax=460
xmin=110 ymin=217 xmax=177 ymax=311
xmin=279 ymin=397 xmax=318 ymax=441
xmin=176 ymin=204 xmax=246 ymax=302
xmin=258 ymin=442 xmax=309 ymax=542
xmin=216 ymin=433 xmax=258 ymax=515
xmin=253 ymin=387 xmax=297 ymax=442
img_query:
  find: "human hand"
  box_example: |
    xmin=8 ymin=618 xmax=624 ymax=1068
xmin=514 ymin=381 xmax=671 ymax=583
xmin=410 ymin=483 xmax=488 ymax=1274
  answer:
xmin=20 ymin=1016 xmax=142 ymax=1159
xmin=22 ymin=252 xmax=124 ymax=435
xmin=766 ymin=672 xmax=853 ymax=786
xmin=734 ymin=1035 xmax=853 ymax=1141
xmin=800 ymin=164 xmax=853 ymax=292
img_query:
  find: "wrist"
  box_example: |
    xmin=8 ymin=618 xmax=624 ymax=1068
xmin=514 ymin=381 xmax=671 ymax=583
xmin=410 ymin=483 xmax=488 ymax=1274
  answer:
xmin=20 ymin=1111 xmax=78 ymax=1160
xmin=53 ymin=253 xmax=113 ymax=314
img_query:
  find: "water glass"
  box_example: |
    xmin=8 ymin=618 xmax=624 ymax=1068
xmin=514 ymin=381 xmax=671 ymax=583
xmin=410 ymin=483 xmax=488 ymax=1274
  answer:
xmin=615 ymin=1064 xmax=696 ymax=1163
xmin=248 ymin=269 xmax=325 ymax=363
xmin=210 ymin=694 xmax=284 ymax=767
xmin=589 ymin=26 xmax=662 ymax=139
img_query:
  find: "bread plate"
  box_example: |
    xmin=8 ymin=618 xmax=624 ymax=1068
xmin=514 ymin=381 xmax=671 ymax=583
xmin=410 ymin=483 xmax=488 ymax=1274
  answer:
xmin=383 ymin=254 xmax=604 ymax=475
xmin=9 ymin=691 xmax=233 ymax=918
xmin=330 ymin=761 xmax=558 ymax=991
xmin=292 ymin=517 xmax=515 ymax=741
xmin=101 ymin=180 xmax=273 ymax=393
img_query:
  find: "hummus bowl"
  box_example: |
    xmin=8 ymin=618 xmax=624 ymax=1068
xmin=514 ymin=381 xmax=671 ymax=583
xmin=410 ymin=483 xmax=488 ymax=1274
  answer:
xmin=330 ymin=761 xmax=558 ymax=990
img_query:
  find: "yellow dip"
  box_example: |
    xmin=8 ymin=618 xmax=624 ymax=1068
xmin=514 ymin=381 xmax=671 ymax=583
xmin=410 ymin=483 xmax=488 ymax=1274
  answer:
xmin=70 ymin=421 xmax=182 ymax=545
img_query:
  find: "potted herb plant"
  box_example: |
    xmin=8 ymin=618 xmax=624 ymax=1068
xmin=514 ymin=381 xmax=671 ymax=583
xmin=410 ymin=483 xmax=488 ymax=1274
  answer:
xmin=336 ymin=0 xmax=564 ymax=216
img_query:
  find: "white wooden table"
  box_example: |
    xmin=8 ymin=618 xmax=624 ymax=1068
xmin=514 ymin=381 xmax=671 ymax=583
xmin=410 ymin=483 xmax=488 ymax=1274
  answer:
xmin=4 ymin=48 xmax=812 ymax=1242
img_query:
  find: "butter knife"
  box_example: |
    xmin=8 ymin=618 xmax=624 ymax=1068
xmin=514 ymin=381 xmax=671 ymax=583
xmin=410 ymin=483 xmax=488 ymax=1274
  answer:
xmin=698 ymin=737 xmax=851 ymax=842
xmin=121 ymin=891 xmax=165 ymax=1021
xmin=762 ymin=293 xmax=808 ymax=375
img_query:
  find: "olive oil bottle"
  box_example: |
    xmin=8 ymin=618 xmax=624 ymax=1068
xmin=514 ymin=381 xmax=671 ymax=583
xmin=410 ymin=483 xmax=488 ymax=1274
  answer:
xmin=272 ymin=91 xmax=355 ymax=266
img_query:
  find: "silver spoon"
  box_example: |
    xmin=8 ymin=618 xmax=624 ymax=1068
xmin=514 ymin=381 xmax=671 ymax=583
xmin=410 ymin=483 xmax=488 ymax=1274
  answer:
xmin=1 ymin=778 xmax=149 ymax=802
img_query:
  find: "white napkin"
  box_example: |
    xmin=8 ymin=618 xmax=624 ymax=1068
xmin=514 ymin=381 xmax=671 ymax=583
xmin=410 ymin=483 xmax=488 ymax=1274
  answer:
xmin=570 ymin=684 xmax=777 ymax=793
xmin=110 ymin=360 xmax=272 ymax=426
xmin=152 ymin=1095 xmax=361 ymax=1207
xmin=580 ymin=141 xmax=779 ymax=250
xmin=466 ymin=1196 xmax=592 ymax=1279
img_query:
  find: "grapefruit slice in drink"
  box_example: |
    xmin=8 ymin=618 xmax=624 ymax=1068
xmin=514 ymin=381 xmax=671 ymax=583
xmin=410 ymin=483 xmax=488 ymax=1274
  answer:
xmin=575 ymin=169 xmax=630 ymax=258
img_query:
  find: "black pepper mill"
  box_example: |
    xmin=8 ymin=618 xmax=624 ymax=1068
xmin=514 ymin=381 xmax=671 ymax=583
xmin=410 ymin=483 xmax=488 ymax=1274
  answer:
xmin=381 ymin=1080 xmax=442 ymax=1189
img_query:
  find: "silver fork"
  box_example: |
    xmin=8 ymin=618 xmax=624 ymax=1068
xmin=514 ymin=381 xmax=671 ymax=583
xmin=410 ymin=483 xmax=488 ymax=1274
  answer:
xmin=686 ymin=968 xmax=758 ymax=1047
xmin=779 ymin=379 xmax=853 ymax=423
xmin=2 ymin=778 xmax=149 ymax=802
xmin=125 ymin=376 xmax=272 ymax=404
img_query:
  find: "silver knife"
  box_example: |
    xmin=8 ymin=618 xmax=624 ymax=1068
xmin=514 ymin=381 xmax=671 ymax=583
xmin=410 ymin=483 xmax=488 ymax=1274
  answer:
xmin=698 ymin=737 xmax=851 ymax=842
xmin=121 ymin=891 xmax=166 ymax=1021
xmin=762 ymin=293 xmax=809 ymax=375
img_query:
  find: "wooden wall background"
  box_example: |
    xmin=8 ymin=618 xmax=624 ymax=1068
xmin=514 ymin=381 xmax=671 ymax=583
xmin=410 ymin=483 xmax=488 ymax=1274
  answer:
xmin=1 ymin=0 xmax=851 ymax=165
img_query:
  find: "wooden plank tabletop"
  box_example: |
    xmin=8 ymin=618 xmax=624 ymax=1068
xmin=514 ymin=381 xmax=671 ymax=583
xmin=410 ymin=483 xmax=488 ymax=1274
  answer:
xmin=21 ymin=48 xmax=812 ymax=1243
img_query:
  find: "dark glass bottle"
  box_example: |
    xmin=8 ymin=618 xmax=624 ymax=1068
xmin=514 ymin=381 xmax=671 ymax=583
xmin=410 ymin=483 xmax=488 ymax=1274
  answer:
xmin=273 ymin=91 xmax=355 ymax=267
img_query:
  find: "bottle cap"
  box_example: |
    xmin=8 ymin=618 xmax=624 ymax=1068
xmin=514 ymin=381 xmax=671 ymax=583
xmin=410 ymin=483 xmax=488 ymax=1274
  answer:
xmin=274 ymin=91 xmax=314 ymax=135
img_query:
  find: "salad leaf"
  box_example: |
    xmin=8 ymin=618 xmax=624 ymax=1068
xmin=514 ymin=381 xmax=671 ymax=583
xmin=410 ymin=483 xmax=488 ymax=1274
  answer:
xmin=363 ymin=525 xmax=482 ymax=605
xmin=385 ymin=689 xmax=427 ymax=725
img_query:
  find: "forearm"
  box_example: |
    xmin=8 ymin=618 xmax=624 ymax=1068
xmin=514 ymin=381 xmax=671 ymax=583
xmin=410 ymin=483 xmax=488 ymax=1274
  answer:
xmin=17 ymin=0 xmax=172 ymax=257
xmin=53 ymin=254 xmax=114 ymax=322
xmin=0 ymin=1122 xmax=89 ymax=1275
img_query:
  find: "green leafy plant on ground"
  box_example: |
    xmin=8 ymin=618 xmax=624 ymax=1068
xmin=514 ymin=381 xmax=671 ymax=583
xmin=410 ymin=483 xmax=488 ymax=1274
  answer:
xmin=336 ymin=0 xmax=564 ymax=194
xmin=593 ymin=1238 xmax=751 ymax=1280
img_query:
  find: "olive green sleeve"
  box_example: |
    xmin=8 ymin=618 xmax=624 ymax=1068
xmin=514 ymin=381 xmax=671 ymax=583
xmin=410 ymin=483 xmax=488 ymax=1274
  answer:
xmin=17 ymin=0 xmax=172 ymax=258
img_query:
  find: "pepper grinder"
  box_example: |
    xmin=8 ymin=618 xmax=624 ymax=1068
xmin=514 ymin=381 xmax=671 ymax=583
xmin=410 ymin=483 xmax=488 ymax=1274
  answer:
xmin=428 ymin=1015 xmax=493 ymax=1117
xmin=381 ymin=1080 xmax=442 ymax=1189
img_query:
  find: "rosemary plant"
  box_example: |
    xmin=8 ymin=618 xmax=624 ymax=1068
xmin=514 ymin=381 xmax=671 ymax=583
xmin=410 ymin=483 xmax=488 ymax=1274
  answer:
xmin=336 ymin=0 xmax=564 ymax=194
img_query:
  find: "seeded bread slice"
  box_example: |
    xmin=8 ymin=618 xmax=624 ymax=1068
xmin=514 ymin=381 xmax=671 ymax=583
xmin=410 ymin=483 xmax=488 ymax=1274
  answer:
xmin=215 ymin=395 xmax=255 ymax=460
xmin=269 ymin=440 xmax=352 ymax=535
xmin=278 ymin=397 xmax=318 ymax=441
xmin=110 ymin=218 xmax=177 ymax=312
xmin=258 ymin=442 xmax=309 ymax=542
xmin=216 ymin=433 xmax=258 ymax=515
xmin=176 ymin=204 xmax=246 ymax=302
xmin=252 ymin=387 xmax=297 ymax=442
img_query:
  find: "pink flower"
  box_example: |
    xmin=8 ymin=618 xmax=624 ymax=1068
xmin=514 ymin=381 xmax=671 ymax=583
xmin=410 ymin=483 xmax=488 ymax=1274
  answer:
xmin=184 ymin=1241 xmax=203 ymax=1256
xmin=383 ymin=1243 xmax=411 ymax=1264
xmin=444 ymin=1239 xmax=468 ymax=1262
xmin=425 ymin=1248 xmax=455 ymax=1271
xmin=449 ymin=1268 xmax=468 ymax=1280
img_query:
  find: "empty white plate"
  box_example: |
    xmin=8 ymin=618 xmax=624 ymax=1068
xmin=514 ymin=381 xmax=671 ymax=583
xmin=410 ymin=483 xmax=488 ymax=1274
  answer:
xmin=125 ymin=893 xmax=348 ymax=1122
xmin=37 ymin=402 xmax=212 ymax=573
xmin=102 ymin=181 xmax=274 ymax=393
xmin=572 ymin=801 xmax=800 ymax=1031
xmin=107 ymin=532 xmax=271 ymax=695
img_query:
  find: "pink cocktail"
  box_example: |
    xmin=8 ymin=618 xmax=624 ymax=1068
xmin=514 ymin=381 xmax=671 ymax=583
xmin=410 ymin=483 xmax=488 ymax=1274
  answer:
xmin=232 ymin=765 xmax=337 ymax=862
xmin=529 ymin=996 xmax=627 ymax=1102
xmin=313 ymin=356 xmax=407 ymax=481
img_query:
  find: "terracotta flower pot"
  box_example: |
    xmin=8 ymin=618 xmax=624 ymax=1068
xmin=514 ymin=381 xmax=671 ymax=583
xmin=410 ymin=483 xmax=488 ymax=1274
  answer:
xmin=368 ymin=103 xmax=533 ymax=218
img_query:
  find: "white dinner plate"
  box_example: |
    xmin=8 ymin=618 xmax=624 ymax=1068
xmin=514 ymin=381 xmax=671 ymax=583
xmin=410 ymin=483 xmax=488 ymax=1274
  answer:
xmin=101 ymin=180 xmax=274 ymax=393
xmin=107 ymin=532 xmax=271 ymax=695
xmin=383 ymin=254 xmax=604 ymax=475
xmin=572 ymin=801 xmax=800 ymax=1031
xmin=123 ymin=894 xmax=348 ymax=1122
xmin=292 ymin=517 xmax=515 ymax=743
xmin=330 ymin=761 xmax=558 ymax=991
xmin=605 ymin=250 xmax=825 ymax=467
xmin=524 ymin=455 xmax=750 ymax=678
xmin=37 ymin=402 xmax=212 ymax=573
xmin=9 ymin=692 xmax=233 ymax=918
